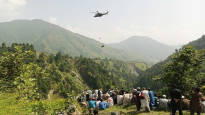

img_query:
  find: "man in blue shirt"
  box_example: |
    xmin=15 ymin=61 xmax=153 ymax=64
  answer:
xmin=148 ymin=88 xmax=155 ymax=110
xmin=88 ymin=98 xmax=96 ymax=114
xmin=99 ymin=99 xmax=108 ymax=110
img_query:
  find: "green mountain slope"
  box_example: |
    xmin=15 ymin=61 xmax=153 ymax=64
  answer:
xmin=189 ymin=35 xmax=205 ymax=50
xmin=0 ymin=19 xmax=136 ymax=61
xmin=109 ymin=36 xmax=177 ymax=62
xmin=136 ymin=35 xmax=205 ymax=91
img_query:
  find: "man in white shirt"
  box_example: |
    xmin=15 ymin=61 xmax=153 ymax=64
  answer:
xmin=140 ymin=88 xmax=150 ymax=112
xmin=159 ymin=95 xmax=169 ymax=111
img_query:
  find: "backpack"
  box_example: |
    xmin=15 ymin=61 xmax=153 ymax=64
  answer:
xmin=140 ymin=92 xmax=145 ymax=99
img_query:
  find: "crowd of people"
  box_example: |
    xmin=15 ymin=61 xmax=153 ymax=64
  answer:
xmin=78 ymin=89 xmax=117 ymax=115
xmin=77 ymin=87 xmax=205 ymax=115
xmin=77 ymin=88 xmax=157 ymax=114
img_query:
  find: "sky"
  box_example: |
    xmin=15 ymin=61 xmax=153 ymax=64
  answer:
xmin=0 ymin=0 xmax=205 ymax=45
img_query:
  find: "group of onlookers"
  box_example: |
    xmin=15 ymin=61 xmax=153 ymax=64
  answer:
xmin=132 ymin=87 xmax=156 ymax=112
xmin=133 ymin=86 xmax=205 ymax=115
xmin=77 ymin=87 xmax=205 ymax=115
xmin=78 ymin=89 xmax=117 ymax=115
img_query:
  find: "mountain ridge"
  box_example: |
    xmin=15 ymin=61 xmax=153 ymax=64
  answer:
xmin=0 ymin=19 xmax=139 ymax=61
xmin=109 ymin=36 xmax=177 ymax=62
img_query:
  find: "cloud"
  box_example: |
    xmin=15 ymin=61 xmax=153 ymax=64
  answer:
xmin=0 ymin=0 xmax=28 ymax=21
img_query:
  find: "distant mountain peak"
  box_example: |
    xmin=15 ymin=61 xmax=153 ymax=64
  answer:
xmin=0 ymin=19 xmax=138 ymax=61
xmin=109 ymin=36 xmax=178 ymax=62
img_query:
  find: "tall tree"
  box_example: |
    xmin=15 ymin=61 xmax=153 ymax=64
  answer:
xmin=160 ymin=45 xmax=204 ymax=95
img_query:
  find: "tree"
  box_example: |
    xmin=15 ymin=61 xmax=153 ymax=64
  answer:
xmin=14 ymin=63 xmax=50 ymax=100
xmin=0 ymin=46 xmax=35 ymax=92
xmin=160 ymin=45 xmax=204 ymax=95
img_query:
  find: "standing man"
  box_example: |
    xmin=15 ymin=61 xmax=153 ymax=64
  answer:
xmin=97 ymin=89 xmax=102 ymax=100
xmin=170 ymin=86 xmax=183 ymax=115
xmin=141 ymin=88 xmax=150 ymax=112
xmin=148 ymin=88 xmax=155 ymax=110
xmin=133 ymin=87 xmax=141 ymax=111
xmin=190 ymin=87 xmax=205 ymax=115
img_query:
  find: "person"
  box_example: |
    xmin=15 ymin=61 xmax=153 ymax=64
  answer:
xmin=86 ymin=92 xmax=90 ymax=101
xmin=87 ymin=90 xmax=93 ymax=99
xmin=136 ymin=88 xmax=142 ymax=111
xmin=88 ymin=98 xmax=96 ymax=114
xmin=148 ymin=88 xmax=155 ymax=110
xmin=140 ymin=88 xmax=150 ymax=112
xmin=107 ymin=96 xmax=114 ymax=107
xmin=96 ymin=99 xmax=101 ymax=109
xmin=190 ymin=87 xmax=205 ymax=115
xmin=158 ymin=95 xmax=169 ymax=111
xmin=111 ymin=91 xmax=117 ymax=105
xmin=170 ymin=86 xmax=183 ymax=115
xmin=93 ymin=89 xmax=98 ymax=99
xmin=97 ymin=89 xmax=102 ymax=100
xmin=119 ymin=88 xmax=125 ymax=95
xmin=133 ymin=87 xmax=141 ymax=111
xmin=99 ymin=99 xmax=108 ymax=110
xmin=136 ymin=87 xmax=141 ymax=111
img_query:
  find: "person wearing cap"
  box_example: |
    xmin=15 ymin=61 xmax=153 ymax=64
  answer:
xmin=159 ymin=95 xmax=169 ymax=111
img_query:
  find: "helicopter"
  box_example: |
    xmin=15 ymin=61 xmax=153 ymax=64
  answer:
xmin=91 ymin=11 xmax=109 ymax=18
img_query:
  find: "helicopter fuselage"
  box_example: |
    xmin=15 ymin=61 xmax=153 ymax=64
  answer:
xmin=94 ymin=13 xmax=104 ymax=17
xmin=93 ymin=11 xmax=108 ymax=17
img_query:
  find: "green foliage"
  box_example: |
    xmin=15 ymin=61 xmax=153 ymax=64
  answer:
xmin=14 ymin=63 xmax=50 ymax=100
xmin=160 ymin=45 xmax=204 ymax=95
xmin=0 ymin=43 xmax=143 ymax=98
xmin=32 ymin=101 xmax=48 ymax=115
xmin=0 ymin=45 xmax=35 ymax=92
xmin=0 ymin=43 xmax=146 ymax=113
xmin=135 ymin=60 xmax=166 ymax=91
xmin=75 ymin=57 xmax=143 ymax=90
xmin=136 ymin=35 xmax=205 ymax=93
xmin=0 ymin=93 xmax=83 ymax=115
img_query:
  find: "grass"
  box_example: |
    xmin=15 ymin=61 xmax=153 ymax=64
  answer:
xmin=0 ymin=93 xmax=31 ymax=115
xmin=0 ymin=93 xmax=82 ymax=115
xmin=99 ymin=105 xmax=205 ymax=115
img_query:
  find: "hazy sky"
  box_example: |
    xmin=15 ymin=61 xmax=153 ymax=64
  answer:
xmin=0 ymin=0 xmax=204 ymax=45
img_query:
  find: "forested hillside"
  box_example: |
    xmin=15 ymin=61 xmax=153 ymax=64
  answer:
xmin=0 ymin=20 xmax=138 ymax=61
xmin=0 ymin=43 xmax=145 ymax=114
xmin=136 ymin=35 xmax=205 ymax=95
xmin=0 ymin=43 xmax=143 ymax=96
xmin=189 ymin=35 xmax=205 ymax=49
